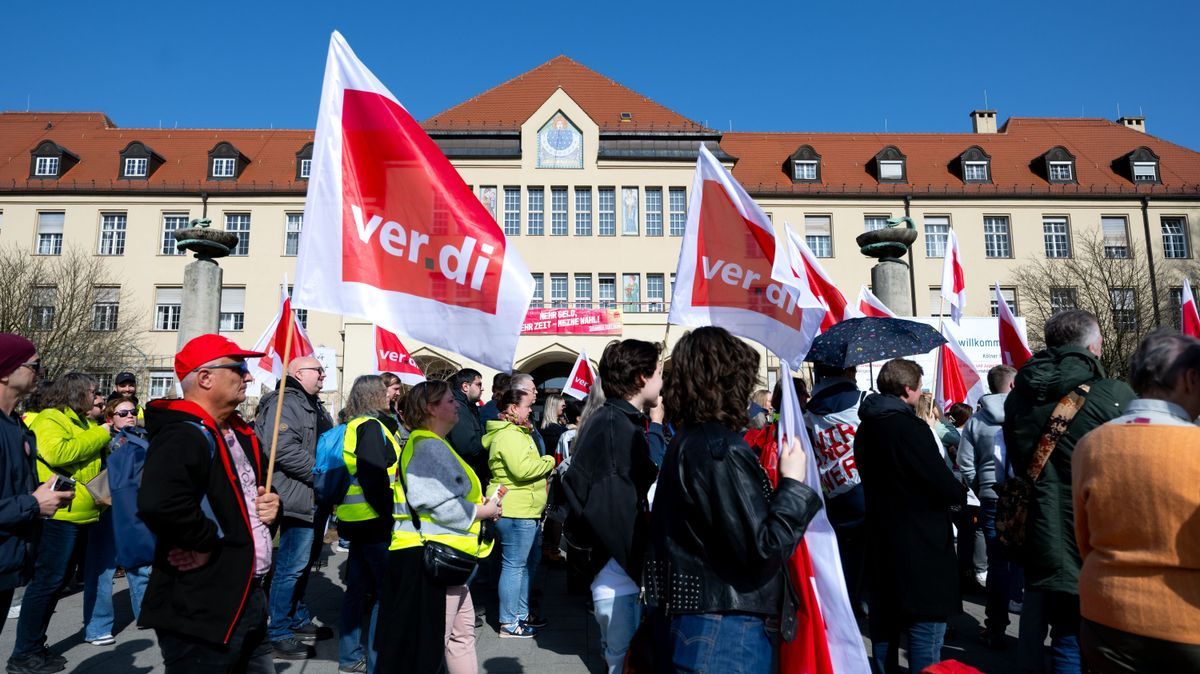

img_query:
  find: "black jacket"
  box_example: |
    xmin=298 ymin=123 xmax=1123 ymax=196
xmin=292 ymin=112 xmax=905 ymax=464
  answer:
xmin=644 ymin=422 xmax=821 ymax=635
xmin=0 ymin=411 xmax=41 ymax=591
xmin=447 ymin=389 xmax=487 ymax=484
xmin=855 ymin=393 xmax=967 ymax=621
xmin=254 ymin=377 xmax=333 ymax=523
xmin=138 ymin=399 xmax=270 ymax=645
xmin=562 ymin=400 xmax=658 ymax=580
xmin=337 ymin=414 xmax=400 ymax=544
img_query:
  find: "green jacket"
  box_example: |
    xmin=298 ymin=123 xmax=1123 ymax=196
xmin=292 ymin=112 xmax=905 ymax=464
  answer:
xmin=1003 ymin=346 xmax=1135 ymax=594
xmin=29 ymin=407 xmax=110 ymax=524
xmin=483 ymin=420 xmax=555 ymax=519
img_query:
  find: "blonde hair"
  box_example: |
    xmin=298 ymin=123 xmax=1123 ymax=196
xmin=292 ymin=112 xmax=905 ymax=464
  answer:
xmin=915 ymin=392 xmax=939 ymax=421
xmin=540 ymin=393 xmax=565 ymax=428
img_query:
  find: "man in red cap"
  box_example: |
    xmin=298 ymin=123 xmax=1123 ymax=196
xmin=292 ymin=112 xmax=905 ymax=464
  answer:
xmin=137 ymin=334 xmax=281 ymax=673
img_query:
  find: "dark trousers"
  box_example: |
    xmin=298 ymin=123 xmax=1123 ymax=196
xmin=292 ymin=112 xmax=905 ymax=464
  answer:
xmin=156 ymin=585 xmax=273 ymax=674
xmin=0 ymin=588 xmax=13 ymax=636
xmin=375 ymin=547 xmax=447 ymax=673
xmin=1081 ymin=618 xmax=1200 ymax=674
xmin=833 ymin=521 xmax=867 ymax=618
xmin=12 ymin=519 xmax=85 ymax=659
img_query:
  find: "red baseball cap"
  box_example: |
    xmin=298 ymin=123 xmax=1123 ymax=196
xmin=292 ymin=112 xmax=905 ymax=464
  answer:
xmin=174 ymin=334 xmax=266 ymax=381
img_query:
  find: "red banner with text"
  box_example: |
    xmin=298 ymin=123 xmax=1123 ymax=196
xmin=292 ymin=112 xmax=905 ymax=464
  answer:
xmin=521 ymin=308 xmax=622 ymax=336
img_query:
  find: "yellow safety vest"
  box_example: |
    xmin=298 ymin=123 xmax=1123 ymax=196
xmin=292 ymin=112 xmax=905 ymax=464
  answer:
xmin=390 ymin=429 xmax=493 ymax=559
xmin=336 ymin=416 xmax=402 ymax=523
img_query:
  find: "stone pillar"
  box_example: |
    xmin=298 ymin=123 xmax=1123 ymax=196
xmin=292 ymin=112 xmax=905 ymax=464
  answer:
xmin=178 ymin=258 xmax=223 ymax=349
xmin=871 ymin=257 xmax=913 ymax=316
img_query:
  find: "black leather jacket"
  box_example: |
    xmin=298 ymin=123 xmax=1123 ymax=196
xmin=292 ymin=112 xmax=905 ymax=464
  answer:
xmin=643 ymin=422 xmax=822 ymax=639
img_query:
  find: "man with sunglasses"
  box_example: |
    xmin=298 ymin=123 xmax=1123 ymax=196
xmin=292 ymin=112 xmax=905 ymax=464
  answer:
xmin=0 ymin=335 xmax=73 ymax=647
xmin=137 ymin=334 xmax=281 ymax=673
xmin=253 ymin=356 xmax=334 ymax=660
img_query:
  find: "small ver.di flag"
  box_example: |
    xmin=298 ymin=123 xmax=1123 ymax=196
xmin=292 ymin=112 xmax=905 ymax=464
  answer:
xmin=293 ymin=32 xmax=534 ymax=371
xmin=561 ymin=351 xmax=596 ymax=400
xmin=374 ymin=326 xmax=425 ymax=385
xmin=249 ymin=281 xmax=315 ymax=391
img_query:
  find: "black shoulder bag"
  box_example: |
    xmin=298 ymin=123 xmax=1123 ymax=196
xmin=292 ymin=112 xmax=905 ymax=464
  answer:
xmin=394 ymin=450 xmax=479 ymax=586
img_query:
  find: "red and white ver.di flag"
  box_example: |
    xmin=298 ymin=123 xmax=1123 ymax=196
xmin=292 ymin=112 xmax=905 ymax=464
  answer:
xmin=995 ymin=283 xmax=1032 ymax=368
xmin=856 ymin=285 xmax=897 ymax=318
xmin=772 ymin=225 xmax=853 ymax=332
xmin=250 ymin=279 xmax=316 ymax=391
xmin=935 ymin=323 xmax=986 ymax=412
xmin=374 ymin=326 xmax=425 ymax=385
xmin=1183 ymin=279 xmax=1200 ymax=339
xmin=940 ymin=227 xmax=967 ymax=324
xmin=561 ymin=351 xmax=596 ymax=400
xmin=292 ymin=32 xmax=534 ymax=371
xmin=667 ymin=146 xmax=825 ymax=367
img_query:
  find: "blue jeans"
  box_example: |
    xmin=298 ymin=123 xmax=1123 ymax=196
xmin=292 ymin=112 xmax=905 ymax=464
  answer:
xmin=979 ymin=498 xmax=1012 ymax=634
xmin=670 ymin=613 xmax=775 ymax=674
xmin=870 ymin=621 xmax=946 ymax=674
xmin=338 ymin=541 xmax=387 ymax=670
xmin=494 ymin=517 xmax=541 ymax=626
xmin=1045 ymin=591 xmax=1082 ymax=674
xmin=593 ymin=594 xmax=641 ymax=674
xmin=267 ymin=518 xmax=316 ymax=642
xmin=83 ymin=510 xmax=152 ymax=639
xmin=13 ymin=519 xmax=84 ymax=658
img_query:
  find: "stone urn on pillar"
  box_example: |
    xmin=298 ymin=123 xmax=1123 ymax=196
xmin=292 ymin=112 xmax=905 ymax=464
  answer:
xmin=172 ymin=201 xmax=240 ymax=349
xmin=855 ymin=218 xmax=918 ymax=317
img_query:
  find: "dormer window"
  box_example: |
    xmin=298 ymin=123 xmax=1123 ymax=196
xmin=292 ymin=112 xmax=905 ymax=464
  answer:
xmin=1133 ymin=162 xmax=1157 ymax=182
xmin=958 ymin=146 xmax=992 ymax=184
xmin=118 ymin=141 xmax=164 ymax=180
xmin=784 ymin=145 xmax=822 ymax=183
xmin=873 ymin=146 xmax=907 ymax=183
xmin=1040 ymin=146 xmax=1077 ymax=184
xmin=29 ymin=140 xmax=78 ymax=179
xmin=207 ymin=142 xmax=249 ymax=181
xmin=1123 ymin=146 xmax=1160 ymax=184
xmin=295 ymin=142 xmax=314 ymax=181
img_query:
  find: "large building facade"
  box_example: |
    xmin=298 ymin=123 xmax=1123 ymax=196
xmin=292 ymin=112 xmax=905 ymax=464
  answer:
xmin=3 ymin=56 xmax=1199 ymax=402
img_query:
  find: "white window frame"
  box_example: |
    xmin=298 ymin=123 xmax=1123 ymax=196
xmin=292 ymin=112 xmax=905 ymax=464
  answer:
xmin=285 ymin=213 xmax=303 ymax=256
xmin=34 ymin=156 xmax=59 ymax=177
xmin=924 ymin=216 xmax=951 ymax=258
xmin=154 ymin=287 xmax=183 ymax=331
xmin=804 ymin=215 xmax=833 ymax=258
xmin=148 ymin=373 xmax=177 ymax=400
xmin=864 ymin=215 xmax=889 ymax=232
xmin=549 ymin=274 xmax=568 ymax=308
xmin=161 ymin=213 xmax=189 ymax=255
xmin=211 ymin=157 xmax=237 ymax=178
xmin=1162 ymin=217 xmax=1190 ymax=259
xmin=575 ymin=188 xmax=592 ymax=236
xmin=98 ymin=213 xmax=127 ymax=256
xmin=983 ymin=216 xmax=1011 ymax=258
xmin=225 ymin=213 xmax=251 ymax=256
xmin=647 ymin=273 xmax=665 ymax=312
xmin=219 ymin=287 xmax=246 ymax=332
xmin=1043 ymin=217 xmax=1071 ymax=258
xmin=964 ymin=161 xmax=989 ymax=182
xmin=527 ymin=187 xmax=544 ymax=236
xmin=91 ymin=286 xmax=120 ymax=332
xmin=530 ymin=274 xmax=543 ymax=309
xmin=503 ymin=187 xmax=521 ymax=236
xmin=645 ymin=187 xmax=663 ymax=237
xmin=550 ymin=187 xmax=568 ymax=236
xmin=36 ymin=211 xmax=65 ymax=256
xmin=1132 ymin=161 xmax=1157 ymax=182
xmin=1101 ymin=216 xmax=1130 ymax=259
xmin=124 ymin=157 xmax=148 ymax=178
xmin=990 ymin=287 xmax=1017 ymax=317
xmin=598 ymin=188 xmax=616 ymax=236
xmin=793 ymin=160 xmax=818 ymax=180
xmin=574 ymin=274 xmax=592 ymax=309
xmin=668 ymin=188 xmax=687 ymax=237
xmin=1110 ymin=287 xmax=1137 ymax=331
xmin=299 ymin=158 xmax=312 ymax=179
xmin=598 ymin=274 xmax=617 ymax=309
xmin=1049 ymin=161 xmax=1073 ymax=182
xmin=879 ymin=160 xmax=904 ymax=180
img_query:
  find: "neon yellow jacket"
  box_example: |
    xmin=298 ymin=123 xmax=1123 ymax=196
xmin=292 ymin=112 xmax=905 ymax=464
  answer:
xmin=483 ymin=420 xmax=555 ymax=519
xmin=30 ymin=407 xmax=110 ymax=524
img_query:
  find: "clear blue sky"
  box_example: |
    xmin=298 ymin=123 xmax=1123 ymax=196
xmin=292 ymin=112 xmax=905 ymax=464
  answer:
xmin=5 ymin=0 xmax=1199 ymax=149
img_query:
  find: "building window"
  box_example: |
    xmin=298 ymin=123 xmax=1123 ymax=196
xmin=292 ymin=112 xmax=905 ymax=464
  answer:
xmin=299 ymin=159 xmax=312 ymax=179
xmin=1169 ymin=287 xmax=1184 ymax=329
xmin=1110 ymin=288 xmax=1137 ymax=331
xmin=285 ymin=213 xmax=303 ymax=256
xmin=123 ymin=157 xmax=148 ymax=178
xmin=928 ymin=287 xmax=950 ymax=317
xmin=212 ymin=157 xmax=237 ymax=178
xmin=1132 ymin=162 xmax=1157 ymax=182
xmin=98 ymin=213 xmax=127 ymax=256
xmin=1101 ymin=216 xmax=1130 ymax=258
xmin=549 ymin=274 xmax=568 ymax=308
xmin=36 ymin=212 xmax=65 ymax=255
xmin=550 ymin=187 xmax=568 ymax=236
xmin=990 ymin=287 xmax=1017 ymax=317
xmin=219 ymin=287 xmax=245 ymax=332
xmin=161 ymin=213 xmax=189 ymax=255
xmin=1048 ymin=161 xmax=1073 ymax=182
xmin=793 ymin=160 xmax=818 ymax=180
xmin=622 ymin=273 xmax=641 ymax=312
xmin=983 ymin=216 xmax=1012 ymax=258
xmin=924 ymin=216 xmax=950 ymax=257
xmin=879 ymin=160 xmax=904 ymax=180
xmin=148 ymin=373 xmax=176 ymax=400
xmin=527 ymin=187 xmax=544 ymax=236
xmin=1162 ymin=217 xmax=1190 ymax=259
xmin=864 ymin=215 xmax=889 ymax=232
xmin=225 ymin=213 xmax=251 ymax=255
xmin=1050 ymin=287 xmax=1077 ymax=313
xmin=1043 ymin=217 xmax=1071 ymax=258
xmin=598 ymin=274 xmax=617 ymax=308
xmin=598 ymin=188 xmax=616 ymax=236
xmin=964 ymin=161 xmax=989 ymax=182
xmin=503 ymin=187 xmax=521 ymax=236
xmin=530 ymin=274 xmax=543 ymax=309
xmin=29 ymin=286 xmax=56 ymax=331
xmin=92 ymin=286 xmax=120 ymax=331
xmin=668 ymin=188 xmax=687 ymax=236
xmin=804 ymin=215 xmax=832 ymax=257
xmin=575 ymin=188 xmax=592 ymax=236
xmin=34 ymin=156 xmax=59 ymax=177
xmin=647 ymin=273 xmax=665 ymax=312
xmin=285 ymin=285 xmax=308 ymax=328
xmin=645 ymin=188 xmax=663 ymax=237
xmin=154 ymin=287 xmax=182 ymax=330
xmin=574 ymin=274 xmax=592 ymax=308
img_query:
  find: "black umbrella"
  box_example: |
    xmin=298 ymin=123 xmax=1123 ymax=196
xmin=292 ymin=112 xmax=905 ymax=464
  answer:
xmin=805 ymin=317 xmax=947 ymax=368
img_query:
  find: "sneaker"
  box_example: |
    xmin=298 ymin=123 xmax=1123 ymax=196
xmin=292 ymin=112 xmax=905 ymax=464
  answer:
xmin=473 ymin=612 xmax=483 ymax=628
xmin=86 ymin=635 xmax=116 ymax=646
xmin=498 ymin=622 xmax=538 ymax=639
xmin=293 ymin=622 xmax=335 ymax=644
xmin=271 ymin=637 xmax=313 ymax=660
xmin=334 ymin=540 xmax=350 ymax=553
xmin=338 ymin=659 xmax=368 ymax=673
xmin=35 ymin=650 xmax=64 ymax=668
xmin=975 ymin=571 xmax=988 ymax=587
xmin=6 ymin=652 xmax=65 ymax=674
xmin=522 ymin=614 xmax=548 ymax=629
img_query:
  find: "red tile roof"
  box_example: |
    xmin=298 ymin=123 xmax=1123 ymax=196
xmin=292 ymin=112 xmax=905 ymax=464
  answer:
xmin=722 ymin=118 xmax=1200 ymax=197
xmin=422 ymin=56 xmax=709 ymax=133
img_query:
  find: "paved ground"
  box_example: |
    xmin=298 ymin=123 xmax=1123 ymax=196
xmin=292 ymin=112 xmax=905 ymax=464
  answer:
xmin=0 ymin=545 xmax=1038 ymax=673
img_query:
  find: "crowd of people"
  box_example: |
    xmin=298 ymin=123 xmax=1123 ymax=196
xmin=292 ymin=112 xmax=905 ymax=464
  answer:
xmin=0 ymin=306 xmax=1197 ymax=674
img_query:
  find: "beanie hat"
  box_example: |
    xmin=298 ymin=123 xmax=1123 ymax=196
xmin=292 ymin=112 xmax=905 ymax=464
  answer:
xmin=0 ymin=334 xmax=37 ymax=379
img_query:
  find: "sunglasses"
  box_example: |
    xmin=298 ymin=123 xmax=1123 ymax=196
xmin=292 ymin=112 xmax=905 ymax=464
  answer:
xmin=19 ymin=361 xmax=41 ymax=373
xmin=197 ymin=362 xmax=251 ymax=376
xmin=113 ymin=409 xmax=137 ymax=418
xmin=297 ymin=367 xmax=326 ymax=375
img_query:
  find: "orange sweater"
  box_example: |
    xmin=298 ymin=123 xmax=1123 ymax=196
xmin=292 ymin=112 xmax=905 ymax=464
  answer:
xmin=1073 ymin=424 xmax=1200 ymax=645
